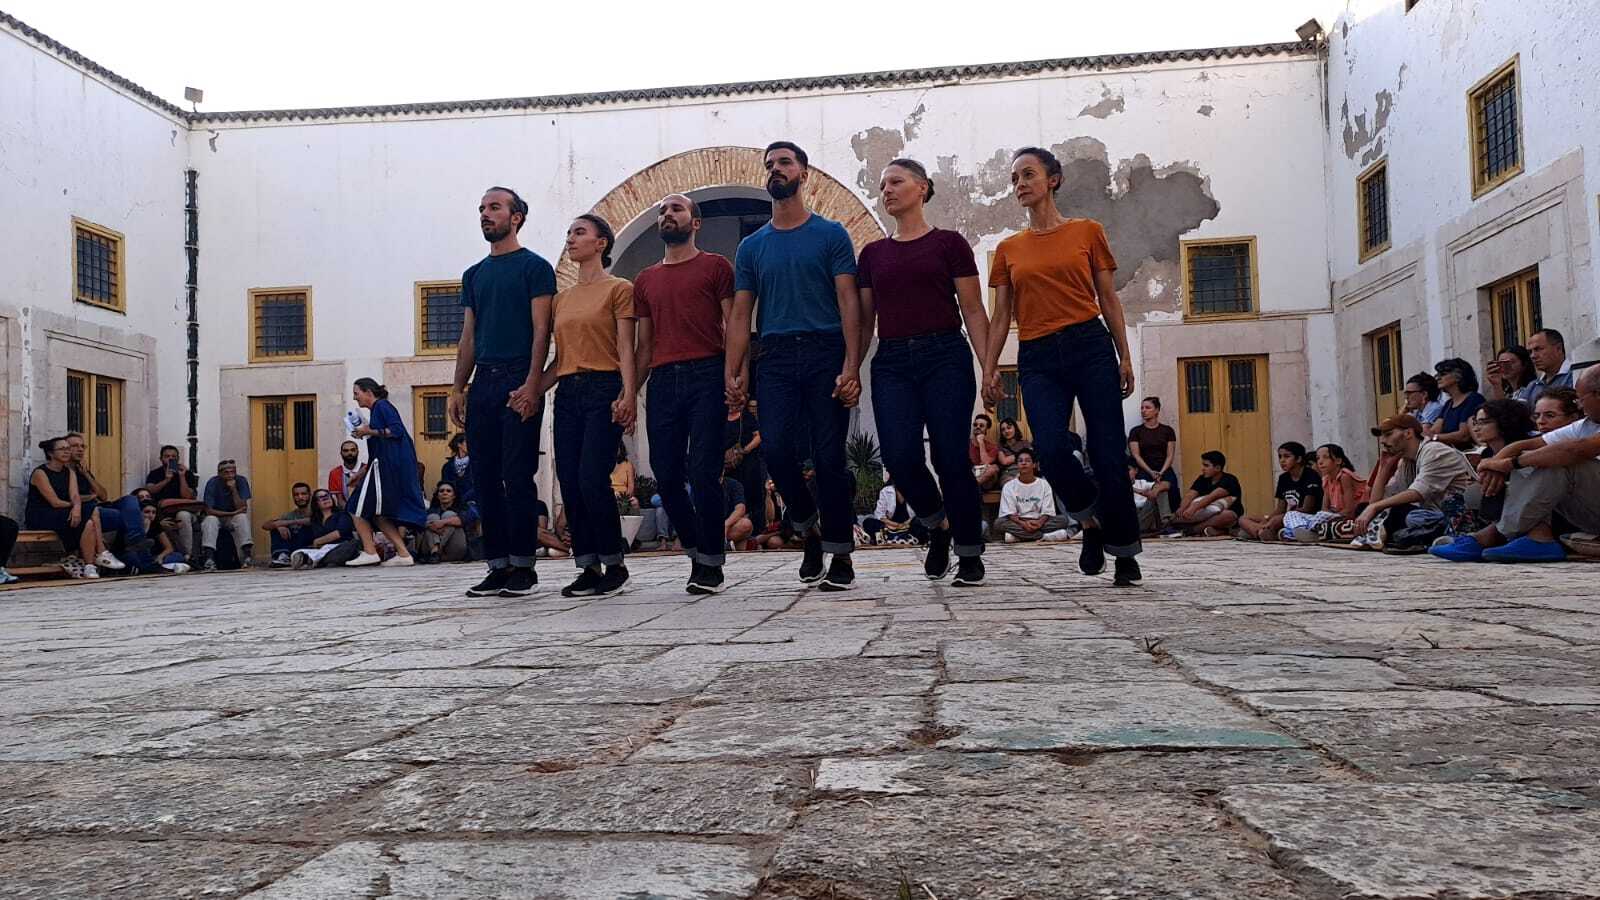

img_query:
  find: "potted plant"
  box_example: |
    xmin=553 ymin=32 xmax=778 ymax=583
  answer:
xmin=617 ymin=492 xmax=645 ymax=546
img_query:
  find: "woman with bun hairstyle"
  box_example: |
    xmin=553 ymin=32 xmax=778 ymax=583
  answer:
xmin=347 ymin=377 xmax=427 ymax=566
xmin=858 ymin=158 xmax=993 ymax=587
xmin=539 ymin=213 xmax=638 ymax=598
xmin=983 ymin=146 xmax=1143 ymax=586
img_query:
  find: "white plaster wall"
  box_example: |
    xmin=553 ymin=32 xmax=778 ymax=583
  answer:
xmin=0 ymin=28 xmax=191 ymax=512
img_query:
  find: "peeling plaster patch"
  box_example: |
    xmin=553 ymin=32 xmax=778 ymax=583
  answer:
xmin=1340 ymin=90 xmax=1393 ymax=161
xmin=903 ymin=103 xmax=926 ymax=141
xmin=1397 ymin=64 xmax=1408 ymax=91
xmin=1197 ymin=104 xmax=1215 ymax=117
xmin=1360 ymin=135 xmax=1386 ymax=168
xmin=1078 ymin=86 xmax=1126 ymax=119
xmin=849 ymin=126 xmax=905 ymax=196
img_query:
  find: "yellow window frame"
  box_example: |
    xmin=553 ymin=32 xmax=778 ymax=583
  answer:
xmin=248 ymin=286 xmax=314 ymax=363
xmin=1180 ymin=236 xmax=1259 ymax=321
xmin=414 ymin=280 xmax=465 ymax=357
xmin=1487 ymin=268 xmax=1541 ymax=353
xmin=1467 ymin=56 xmax=1524 ymax=199
xmin=1356 ymin=159 xmax=1391 ymax=263
xmin=71 ymin=217 xmax=127 ymax=313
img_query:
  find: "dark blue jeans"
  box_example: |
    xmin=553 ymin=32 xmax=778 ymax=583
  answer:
xmin=269 ymin=524 xmax=312 ymax=556
xmin=870 ymin=330 xmax=985 ymax=558
xmin=756 ymin=331 xmax=854 ymax=554
xmin=1017 ymin=319 xmax=1142 ymax=557
xmin=555 ymin=371 xmax=625 ymax=569
xmin=647 ymin=356 xmax=727 ymax=566
xmin=467 ymin=360 xmax=544 ymax=570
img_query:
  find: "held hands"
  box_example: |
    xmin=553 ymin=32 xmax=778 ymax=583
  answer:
xmin=448 ymin=390 xmax=468 ymax=428
xmin=833 ymin=366 xmax=862 ymax=408
xmin=1477 ymin=456 xmax=1512 ymax=497
xmin=506 ymin=381 xmax=542 ymax=422
xmin=612 ymin=393 xmax=638 ymax=433
xmin=725 ymin=373 xmax=747 ymax=413
xmin=981 ymin=368 xmax=1004 ymax=408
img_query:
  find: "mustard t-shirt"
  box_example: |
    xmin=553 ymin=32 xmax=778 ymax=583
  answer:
xmin=987 ymin=219 xmax=1117 ymax=341
xmin=552 ymin=275 xmax=635 ymax=378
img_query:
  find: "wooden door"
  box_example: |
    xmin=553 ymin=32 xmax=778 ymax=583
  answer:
xmin=413 ymin=385 xmax=453 ymax=490
xmin=1370 ymin=324 xmax=1404 ymax=425
xmin=1179 ymin=355 xmax=1271 ymax=516
xmin=249 ymin=395 xmax=318 ymax=559
xmin=67 ymin=370 xmax=125 ymax=496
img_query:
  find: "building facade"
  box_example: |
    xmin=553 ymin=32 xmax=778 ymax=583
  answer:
xmin=3 ymin=0 xmax=1595 ymax=529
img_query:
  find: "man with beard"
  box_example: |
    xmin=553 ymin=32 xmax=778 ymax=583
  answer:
xmin=449 ymin=186 xmax=557 ymax=598
xmin=725 ymin=141 xmax=863 ymax=591
xmin=327 ymin=440 xmax=365 ymax=507
xmin=634 ymin=194 xmax=737 ymax=594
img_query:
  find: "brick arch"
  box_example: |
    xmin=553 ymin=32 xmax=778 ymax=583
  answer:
xmin=555 ymin=146 xmax=886 ymax=287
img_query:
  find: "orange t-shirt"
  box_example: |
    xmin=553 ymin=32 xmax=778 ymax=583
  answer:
xmin=551 ymin=275 xmax=635 ymax=378
xmin=987 ymin=219 xmax=1117 ymax=341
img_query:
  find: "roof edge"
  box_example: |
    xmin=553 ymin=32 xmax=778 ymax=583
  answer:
xmin=1 ymin=9 xmax=188 ymax=119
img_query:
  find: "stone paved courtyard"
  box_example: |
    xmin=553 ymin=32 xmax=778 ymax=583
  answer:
xmin=2 ymin=542 xmax=1598 ymax=899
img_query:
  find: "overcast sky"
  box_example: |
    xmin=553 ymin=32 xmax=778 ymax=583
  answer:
xmin=6 ymin=0 xmax=1340 ymax=111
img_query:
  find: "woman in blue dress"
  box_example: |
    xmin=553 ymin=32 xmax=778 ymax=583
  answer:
xmin=347 ymin=378 xmax=427 ymax=566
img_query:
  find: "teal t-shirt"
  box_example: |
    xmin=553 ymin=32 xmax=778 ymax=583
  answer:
xmin=734 ymin=214 xmax=856 ymax=338
xmin=461 ymin=248 xmax=558 ymax=364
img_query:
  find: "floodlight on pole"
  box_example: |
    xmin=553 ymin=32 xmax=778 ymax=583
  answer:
xmin=1295 ymin=19 xmax=1325 ymax=43
xmin=184 ymin=86 xmax=204 ymax=112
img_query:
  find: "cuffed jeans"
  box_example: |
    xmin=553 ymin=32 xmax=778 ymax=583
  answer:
xmin=870 ymin=330 xmax=985 ymax=558
xmin=554 ymin=371 xmax=626 ymax=569
xmin=756 ymin=331 xmax=854 ymax=555
xmin=647 ymin=355 xmax=727 ymax=566
xmin=467 ymin=360 xmax=543 ymax=570
xmin=1017 ymin=319 xmax=1142 ymax=557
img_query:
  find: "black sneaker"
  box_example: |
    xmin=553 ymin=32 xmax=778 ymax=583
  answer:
xmin=688 ymin=564 xmax=725 ymax=595
xmin=561 ymin=567 xmax=603 ymax=597
xmin=684 ymin=562 xmax=703 ymax=595
xmin=499 ymin=566 xmax=537 ymax=597
xmin=467 ymin=567 xmax=512 ymax=597
xmin=924 ymin=528 xmax=953 ymax=580
xmin=1079 ymin=528 xmax=1105 ymax=576
xmin=270 ymin=552 xmax=291 ymax=568
xmin=819 ymin=554 xmax=854 ymax=592
xmin=798 ymin=531 xmax=825 ymax=583
xmin=952 ymin=556 xmax=985 ymax=587
xmin=595 ymin=564 xmax=630 ymax=597
xmin=1113 ymin=556 xmax=1143 ymax=587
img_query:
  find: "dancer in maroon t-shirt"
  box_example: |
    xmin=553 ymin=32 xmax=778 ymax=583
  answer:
xmin=635 ymin=194 xmax=737 ymax=594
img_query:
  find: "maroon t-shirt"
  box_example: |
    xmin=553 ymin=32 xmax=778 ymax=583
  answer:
xmin=634 ymin=251 xmax=735 ymax=367
xmin=857 ymin=228 xmax=980 ymax=340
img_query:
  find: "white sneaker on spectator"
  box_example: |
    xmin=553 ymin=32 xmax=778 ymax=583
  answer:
xmin=270 ymin=552 xmax=291 ymax=568
xmin=81 ymin=564 xmax=100 ymax=579
xmin=163 ymin=562 xmax=192 ymax=575
xmin=347 ymin=552 xmax=381 ymax=567
xmin=95 ymin=551 xmax=126 ymax=571
xmin=290 ymin=550 xmax=314 ymax=570
xmin=1042 ymin=529 xmax=1071 ymax=542
xmin=1003 ymin=533 xmax=1018 ymax=544
xmin=379 ymin=555 xmax=415 ymax=567
xmin=0 ymin=568 xmax=18 ymax=585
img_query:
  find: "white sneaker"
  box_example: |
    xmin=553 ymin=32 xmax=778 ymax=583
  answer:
xmin=290 ymin=550 xmax=314 ymax=570
xmin=163 ymin=562 xmax=192 ymax=575
xmin=347 ymin=552 xmax=382 ymax=567
xmin=1042 ymin=529 xmax=1071 ymax=542
xmin=379 ymin=555 xmax=415 ymax=567
xmin=95 ymin=551 xmax=127 ymax=571
xmin=0 ymin=568 xmax=18 ymax=585
xmin=81 ymin=564 xmax=100 ymax=579
xmin=1003 ymin=533 xmax=1018 ymax=544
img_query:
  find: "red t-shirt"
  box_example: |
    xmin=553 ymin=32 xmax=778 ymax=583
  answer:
xmin=634 ymin=251 xmax=735 ymax=367
xmin=857 ymin=228 xmax=979 ymax=340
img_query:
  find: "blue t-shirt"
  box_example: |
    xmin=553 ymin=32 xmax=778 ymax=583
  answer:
xmin=203 ymin=475 xmax=253 ymax=511
xmin=734 ymin=214 xmax=857 ymax=338
xmin=1439 ymin=392 xmax=1486 ymax=435
xmin=461 ymin=248 xmax=558 ymax=364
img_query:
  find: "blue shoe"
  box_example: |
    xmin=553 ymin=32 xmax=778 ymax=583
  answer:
xmin=1482 ymin=536 xmax=1567 ymax=563
xmin=1428 ymin=535 xmax=1485 ymax=562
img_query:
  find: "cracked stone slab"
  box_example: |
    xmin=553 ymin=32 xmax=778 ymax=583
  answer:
xmin=248 ymin=838 xmax=761 ymax=899
xmin=1486 ymin=685 xmax=1600 ymax=705
xmin=1169 ymin=651 xmax=1406 ymax=691
xmin=344 ymin=667 xmax=539 ymax=690
xmin=632 ymin=696 xmax=921 ymax=761
xmin=342 ymin=648 xmax=511 ymax=670
xmin=1221 ymin=783 xmax=1600 ymax=898
xmin=501 ymin=662 xmax=725 ymax=704
xmin=365 ymin=762 xmax=806 ymax=835
xmin=584 ymin=627 xmax=749 ymax=646
xmin=0 ymin=759 xmax=402 ymax=837
xmin=0 ymin=711 xmax=219 ymax=761
xmin=108 ymin=672 xmax=380 ymax=712
xmin=1381 ymin=648 xmax=1600 ymax=688
xmin=489 ymin=644 xmax=665 ymax=666
xmin=941 ymin=638 xmax=1179 ymax=683
xmin=652 ymin=636 xmax=871 ymax=665
xmin=937 ymin=682 xmax=1300 ymax=751
xmin=1272 ymin=611 xmax=1568 ymax=649
xmin=0 ymin=838 xmax=316 ymax=900
xmin=345 ymin=701 xmax=672 ymax=765
xmin=1237 ymin=689 xmax=1505 ymax=712
xmin=694 ymin=657 xmax=937 ymax=704
xmin=121 ymin=688 xmax=487 ymax=760
xmin=766 ymin=793 xmax=1309 ymax=899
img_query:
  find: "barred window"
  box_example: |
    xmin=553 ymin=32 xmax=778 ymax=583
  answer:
xmin=1183 ymin=239 xmax=1256 ymax=317
xmin=1470 ymin=59 xmax=1523 ymax=196
xmin=419 ymin=392 xmax=450 ymax=440
xmin=1488 ymin=269 xmax=1542 ymax=353
xmin=1184 ymin=360 xmax=1213 ymax=414
xmin=416 ymin=282 xmax=465 ymax=354
xmin=1228 ymin=359 xmax=1258 ymax=413
xmin=73 ymin=219 xmax=125 ymax=311
xmin=293 ymin=399 xmax=316 ymax=450
xmin=1358 ymin=162 xmax=1390 ymax=260
xmin=249 ymin=289 xmax=312 ymax=362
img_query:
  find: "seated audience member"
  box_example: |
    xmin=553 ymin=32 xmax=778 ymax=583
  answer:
xmin=199 ymin=459 xmax=254 ymax=569
xmin=639 ymin=493 xmax=678 ymax=551
xmin=26 ymin=436 xmax=123 ymax=578
xmin=1463 ymin=399 xmax=1537 ymax=525
xmin=1428 ymin=358 xmax=1486 ymax=450
xmin=758 ymin=480 xmax=788 ymax=550
xmin=1128 ymin=397 xmax=1180 ymax=510
xmin=1166 ymin=450 xmax=1244 ymax=537
xmin=124 ymin=501 xmax=192 ymax=575
xmin=66 ymin=432 xmax=111 ymax=504
xmin=1404 ymin=372 xmax=1448 ymax=430
xmin=419 ymin=482 xmax=479 ymax=563
xmin=1128 ymin=459 xmax=1171 ymax=535
xmin=94 ymin=486 xmax=157 ymax=556
xmin=1 ymin=514 xmax=19 ymax=585
xmin=1353 ymin=413 xmax=1477 ymax=551
xmin=534 ymin=498 xmax=570 ymax=558
xmin=995 ymin=418 xmax=1028 ymax=485
xmin=1432 ymin=365 xmax=1600 ymax=563
xmin=971 ymin=413 xmax=1000 ymax=490
xmin=1238 ymin=442 xmax=1322 ymax=541
xmin=144 ymin=444 xmax=200 ymax=558
xmin=988 ymin=449 xmax=1072 ymax=543
xmin=1485 ymin=345 xmax=1538 ymax=405
xmin=1283 ymin=443 xmax=1369 ymax=542
xmin=720 ymin=474 xmax=754 ymax=547
xmin=328 ymin=440 xmax=366 ymax=507
xmin=863 ymin=474 xmax=927 ymax=545
xmin=263 ymin=482 xmax=314 ymax=567
xmin=611 ymin=442 xmax=640 ymax=515
xmin=289 ymin=489 xmax=359 ymax=568
xmin=1526 ymin=328 xmax=1575 ymax=402
xmin=1531 ymin=387 xmax=1581 ymax=434
xmin=436 ymin=433 xmax=474 ymax=503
